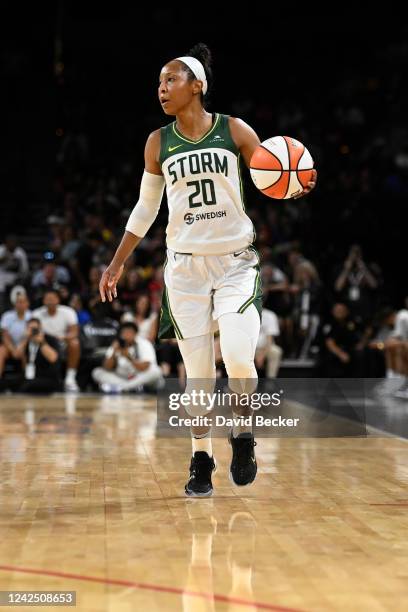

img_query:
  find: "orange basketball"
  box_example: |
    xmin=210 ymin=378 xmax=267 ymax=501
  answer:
xmin=250 ymin=136 xmax=314 ymax=199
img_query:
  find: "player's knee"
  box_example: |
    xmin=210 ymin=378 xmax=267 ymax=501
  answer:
xmin=220 ymin=328 xmax=256 ymax=378
xmin=183 ymin=379 xmax=216 ymax=417
xmin=178 ymin=334 xmax=215 ymax=379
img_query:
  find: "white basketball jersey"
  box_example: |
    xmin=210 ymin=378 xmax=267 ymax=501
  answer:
xmin=159 ymin=113 xmax=255 ymax=255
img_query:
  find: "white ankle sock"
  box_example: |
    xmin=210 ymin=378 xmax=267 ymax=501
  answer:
xmin=192 ymin=431 xmax=212 ymax=456
xmin=232 ymin=412 xmax=253 ymax=438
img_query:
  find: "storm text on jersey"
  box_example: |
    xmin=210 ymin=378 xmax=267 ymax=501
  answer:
xmin=167 ymin=152 xmax=228 ymax=185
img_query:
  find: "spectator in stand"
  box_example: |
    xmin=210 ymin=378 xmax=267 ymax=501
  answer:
xmin=0 ymin=234 xmax=29 ymax=310
xmin=0 ymin=288 xmax=31 ymax=378
xmin=7 ymin=318 xmax=61 ymax=393
xmin=59 ymin=225 xmax=81 ymax=264
xmin=321 ymin=302 xmax=362 ymax=377
xmin=31 ymin=252 xmax=71 ymax=304
xmin=287 ymin=247 xmax=320 ymax=290
xmin=118 ymin=267 xmax=146 ymax=306
xmin=92 ymin=321 xmax=163 ymax=393
xmin=334 ymin=244 xmax=380 ymax=322
xmin=123 ymin=293 xmax=158 ymax=343
xmin=261 ymin=262 xmax=292 ymax=356
xmin=69 ymin=293 xmax=92 ymax=326
xmin=74 ymin=231 xmax=107 ymax=291
xmin=33 ymin=290 xmax=80 ymax=391
xmin=291 ymin=261 xmax=322 ymax=358
xmin=255 ymin=305 xmax=282 ymax=379
xmin=287 ymin=246 xmax=306 ymax=277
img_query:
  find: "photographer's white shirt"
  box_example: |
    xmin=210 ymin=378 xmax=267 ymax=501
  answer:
xmin=105 ymin=338 xmax=158 ymax=379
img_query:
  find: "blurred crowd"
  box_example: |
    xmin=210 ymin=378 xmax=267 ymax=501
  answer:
xmin=1 ymin=229 xmax=407 ymax=397
xmin=1 ymin=32 xmax=407 ymax=395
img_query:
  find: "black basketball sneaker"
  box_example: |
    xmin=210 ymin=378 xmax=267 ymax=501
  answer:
xmin=229 ymin=432 xmax=257 ymax=486
xmin=185 ymin=451 xmax=217 ymax=497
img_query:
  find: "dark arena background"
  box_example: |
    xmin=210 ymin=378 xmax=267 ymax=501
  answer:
xmin=1 ymin=4 xmax=407 ymax=611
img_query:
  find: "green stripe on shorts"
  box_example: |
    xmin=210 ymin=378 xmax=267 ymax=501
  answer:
xmin=237 ymin=270 xmax=260 ymax=314
xmin=158 ymin=286 xmax=184 ymax=340
xmin=158 ymin=255 xmax=183 ymax=340
xmin=165 ymin=287 xmax=184 ymax=340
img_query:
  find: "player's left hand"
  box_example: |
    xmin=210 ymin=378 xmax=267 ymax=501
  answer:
xmin=294 ymin=169 xmax=317 ymax=199
xmin=99 ymin=264 xmax=124 ymax=302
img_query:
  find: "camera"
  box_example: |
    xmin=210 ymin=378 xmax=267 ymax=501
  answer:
xmin=31 ymin=328 xmax=40 ymax=336
xmin=118 ymin=337 xmax=127 ymax=348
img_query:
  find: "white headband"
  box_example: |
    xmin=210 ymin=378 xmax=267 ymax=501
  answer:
xmin=176 ymin=56 xmax=208 ymax=95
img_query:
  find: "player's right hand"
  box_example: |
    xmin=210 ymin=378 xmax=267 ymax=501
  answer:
xmin=99 ymin=264 xmax=124 ymax=302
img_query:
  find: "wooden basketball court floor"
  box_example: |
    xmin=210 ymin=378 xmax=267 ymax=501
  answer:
xmin=0 ymin=392 xmax=408 ymax=612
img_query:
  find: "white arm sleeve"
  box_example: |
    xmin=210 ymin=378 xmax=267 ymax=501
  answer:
xmin=125 ymin=171 xmax=165 ymax=237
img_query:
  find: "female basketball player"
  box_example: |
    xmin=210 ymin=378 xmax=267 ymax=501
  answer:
xmin=99 ymin=43 xmax=317 ymax=497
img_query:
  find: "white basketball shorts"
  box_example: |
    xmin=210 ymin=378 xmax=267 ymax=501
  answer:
xmin=158 ymin=245 xmax=262 ymax=340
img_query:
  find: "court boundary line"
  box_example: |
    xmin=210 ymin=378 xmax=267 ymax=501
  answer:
xmin=0 ymin=565 xmax=305 ymax=611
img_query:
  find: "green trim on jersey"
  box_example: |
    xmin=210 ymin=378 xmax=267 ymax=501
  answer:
xmin=173 ymin=113 xmax=220 ymax=144
xmin=159 ymin=113 xmax=240 ymax=167
xmin=237 ymin=153 xmax=246 ymax=211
